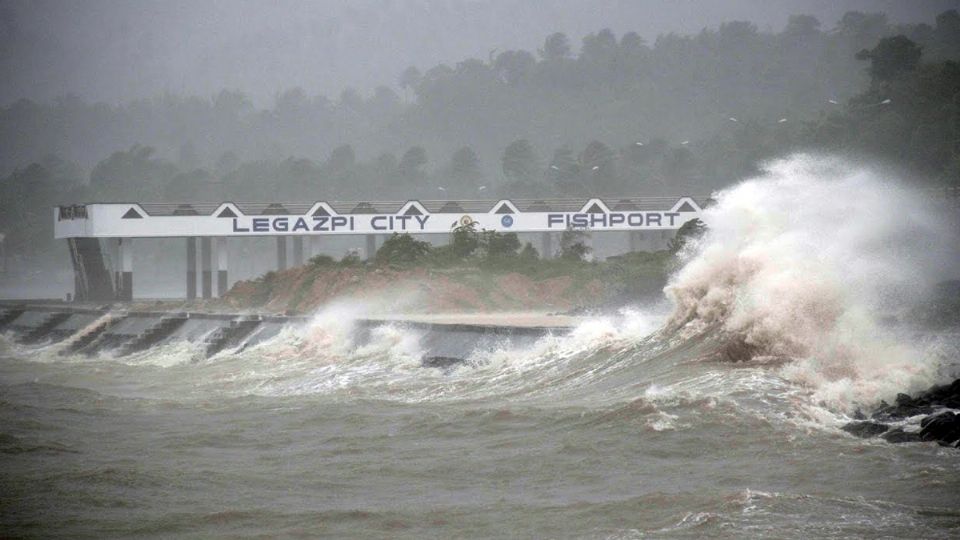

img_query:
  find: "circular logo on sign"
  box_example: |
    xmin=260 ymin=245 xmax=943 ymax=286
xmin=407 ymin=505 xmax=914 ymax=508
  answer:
xmin=459 ymin=215 xmax=474 ymax=227
xmin=500 ymin=215 xmax=514 ymax=227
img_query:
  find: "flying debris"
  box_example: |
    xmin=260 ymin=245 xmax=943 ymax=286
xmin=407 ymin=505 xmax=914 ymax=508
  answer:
xmin=437 ymin=186 xmax=446 ymax=191
xmin=550 ymin=165 xmax=559 ymax=170
xmin=778 ymin=118 xmax=788 ymax=123
xmin=880 ymin=98 xmax=891 ymax=105
xmin=728 ymin=117 xmax=738 ymax=122
xmin=681 ymin=141 xmax=689 ymax=145
xmin=635 ymin=142 xmax=643 ymax=146
xmin=828 ymin=99 xmax=839 ymax=104
xmin=478 ymin=186 xmax=487 ymax=191
xmin=592 ymin=166 xmax=599 ymax=171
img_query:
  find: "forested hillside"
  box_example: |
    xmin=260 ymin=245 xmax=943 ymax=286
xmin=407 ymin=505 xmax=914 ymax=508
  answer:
xmin=2 ymin=9 xmax=959 ymax=268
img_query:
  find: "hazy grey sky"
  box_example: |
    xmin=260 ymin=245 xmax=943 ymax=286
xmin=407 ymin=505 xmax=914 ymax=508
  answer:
xmin=0 ymin=0 xmax=954 ymax=107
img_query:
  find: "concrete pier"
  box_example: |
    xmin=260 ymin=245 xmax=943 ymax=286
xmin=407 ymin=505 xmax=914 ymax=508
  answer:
xmin=215 ymin=237 xmax=228 ymax=296
xmin=201 ymin=237 xmax=212 ymax=299
xmin=540 ymin=232 xmax=553 ymax=259
xmin=120 ymin=238 xmax=133 ymax=301
xmin=186 ymin=238 xmax=197 ymax=300
xmin=292 ymin=236 xmax=304 ymax=267
xmin=276 ymin=237 xmax=287 ymax=271
xmin=52 ymin=196 xmax=707 ymax=301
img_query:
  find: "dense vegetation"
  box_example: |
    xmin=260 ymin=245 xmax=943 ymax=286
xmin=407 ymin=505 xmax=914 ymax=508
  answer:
xmin=2 ymin=9 xmax=959 ymax=271
xmin=239 ymin=225 xmax=691 ymax=313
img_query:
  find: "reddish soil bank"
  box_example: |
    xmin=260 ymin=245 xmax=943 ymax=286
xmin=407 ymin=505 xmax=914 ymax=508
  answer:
xmin=220 ymin=265 xmax=607 ymax=314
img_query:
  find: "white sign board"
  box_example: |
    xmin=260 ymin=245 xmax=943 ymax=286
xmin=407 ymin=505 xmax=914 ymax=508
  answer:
xmin=54 ymin=198 xmax=703 ymax=239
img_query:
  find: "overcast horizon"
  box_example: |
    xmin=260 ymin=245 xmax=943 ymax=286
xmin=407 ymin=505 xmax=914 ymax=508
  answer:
xmin=1 ymin=0 xmax=956 ymax=107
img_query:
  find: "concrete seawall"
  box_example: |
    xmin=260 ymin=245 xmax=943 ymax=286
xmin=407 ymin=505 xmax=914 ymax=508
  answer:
xmin=0 ymin=302 xmax=575 ymax=362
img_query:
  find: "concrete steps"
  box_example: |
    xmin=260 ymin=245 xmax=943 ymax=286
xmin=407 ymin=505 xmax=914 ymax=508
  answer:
xmin=117 ymin=315 xmax=189 ymax=356
xmin=19 ymin=312 xmax=72 ymax=345
xmin=0 ymin=303 xmax=566 ymax=363
xmin=60 ymin=315 xmax=124 ymax=356
xmin=0 ymin=308 xmax=24 ymax=332
xmin=203 ymin=318 xmax=262 ymax=358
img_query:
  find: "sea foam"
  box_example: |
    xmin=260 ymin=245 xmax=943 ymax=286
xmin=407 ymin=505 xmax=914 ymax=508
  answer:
xmin=664 ymin=154 xmax=958 ymax=410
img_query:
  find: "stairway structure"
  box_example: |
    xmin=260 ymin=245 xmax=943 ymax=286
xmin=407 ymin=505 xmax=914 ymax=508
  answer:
xmin=67 ymin=237 xmax=116 ymax=301
xmin=203 ymin=318 xmax=262 ymax=358
xmin=60 ymin=315 xmax=124 ymax=356
xmin=0 ymin=308 xmax=24 ymax=331
xmin=116 ymin=314 xmax=189 ymax=356
xmin=19 ymin=312 xmax=72 ymax=344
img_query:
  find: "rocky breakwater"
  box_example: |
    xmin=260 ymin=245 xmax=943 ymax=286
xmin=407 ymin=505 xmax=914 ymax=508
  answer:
xmin=842 ymin=379 xmax=960 ymax=447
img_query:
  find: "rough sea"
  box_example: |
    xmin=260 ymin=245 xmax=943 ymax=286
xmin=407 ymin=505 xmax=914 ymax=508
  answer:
xmin=2 ymin=155 xmax=960 ymax=538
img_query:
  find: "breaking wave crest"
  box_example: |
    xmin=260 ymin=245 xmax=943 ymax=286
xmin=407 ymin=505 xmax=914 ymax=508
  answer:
xmin=3 ymin=156 xmax=957 ymax=422
xmin=662 ymin=154 xmax=958 ymax=411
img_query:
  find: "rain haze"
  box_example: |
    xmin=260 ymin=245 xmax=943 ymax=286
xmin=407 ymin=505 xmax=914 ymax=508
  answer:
xmin=1 ymin=0 xmax=955 ymax=105
xmin=2 ymin=1 xmax=960 ymax=538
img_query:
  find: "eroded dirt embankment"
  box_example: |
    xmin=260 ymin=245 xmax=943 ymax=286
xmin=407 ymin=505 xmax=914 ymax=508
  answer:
xmin=219 ymin=265 xmax=610 ymax=315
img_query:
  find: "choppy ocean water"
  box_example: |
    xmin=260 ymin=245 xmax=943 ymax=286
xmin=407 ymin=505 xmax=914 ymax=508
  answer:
xmin=1 ymin=310 xmax=959 ymax=538
xmin=4 ymin=154 xmax=960 ymax=538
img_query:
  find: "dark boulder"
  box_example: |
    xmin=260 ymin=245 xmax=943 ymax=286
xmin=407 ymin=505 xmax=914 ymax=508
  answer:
xmin=846 ymin=377 xmax=960 ymax=447
xmin=919 ymin=412 xmax=960 ymax=446
xmin=921 ymin=379 xmax=960 ymax=409
xmin=842 ymin=421 xmax=890 ymax=438
xmin=881 ymin=428 xmax=923 ymax=444
xmin=871 ymin=379 xmax=960 ymax=421
xmin=422 ymin=356 xmax=465 ymax=370
xmin=871 ymin=393 xmax=934 ymax=420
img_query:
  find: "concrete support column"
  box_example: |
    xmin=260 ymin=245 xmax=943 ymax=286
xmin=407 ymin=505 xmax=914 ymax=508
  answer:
xmin=628 ymin=231 xmax=642 ymax=253
xmin=292 ymin=236 xmax=304 ymax=267
xmin=540 ymin=232 xmax=553 ymax=259
xmin=201 ymin=237 xmax=213 ymax=299
xmin=120 ymin=238 xmax=133 ymax=301
xmin=215 ymin=237 xmax=228 ymax=297
xmin=365 ymin=234 xmax=377 ymax=260
xmin=309 ymin=236 xmax=322 ymax=258
xmin=110 ymin=238 xmax=121 ymax=298
xmin=186 ymin=238 xmax=197 ymax=300
xmin=276 ymin=237 xmax=288 ymax=271
xmin=584 ymin=233 xmax=595 ymax=260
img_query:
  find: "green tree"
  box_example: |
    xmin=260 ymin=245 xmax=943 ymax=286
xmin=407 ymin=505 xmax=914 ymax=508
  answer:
xmin=339 ymin=87 xmax=364 ymax=111
xmin=89 ymin=145 xmax=178 ymax=200
xmin=449 ymin=221 xmax=480 ymax=258
xmin=540 ymin=32 xmax=571 ymax=62
xmin=559 ymin=230 xmax=591 ymax=261
xmin=519 ymin=242 xmax=539 ymax=261
xmin=501 ymin=139 xmax=539 ymax=184
xmin=581 ymin=28 xmax=618 ymax=66
xmin=449 ymin=146 xmax=482 ymax=192
xmin=494 ymin=50 xmax=536 ymax=86
xmin=547 ymin=146 xmax=580 ymax=194
xmin=579 ymin=140 xmax=618 ymax=193
xmin=327 ymin=144 xmax=356 ymax=171
xmin=480 ymin=230 xmax=521 ymax=259
xmin=375 ymin=233 xmax=432 ymax=265
xmin=856 ymin=35 xmax=923 ymax=83
xmin=398 ymin=146 xmax=428 ymax=191
xmin=399 ymin=66 xmax=422 ymax=96
xmin=784 ymin=14 xmax=821 ymax=38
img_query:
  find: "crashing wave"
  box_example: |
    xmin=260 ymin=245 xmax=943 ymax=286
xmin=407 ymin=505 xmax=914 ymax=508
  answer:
xmin=662 ymin=154 xmax=958 ymax=410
